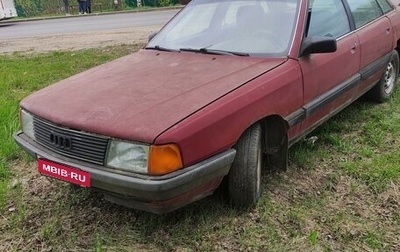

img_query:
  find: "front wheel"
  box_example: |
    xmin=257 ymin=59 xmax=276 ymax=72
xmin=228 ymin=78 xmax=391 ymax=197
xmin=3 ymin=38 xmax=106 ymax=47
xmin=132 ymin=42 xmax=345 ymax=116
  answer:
xmin=367 ymin=51 xmax=399 ymax=102
xmin=228 ymin=123 xmax=264 ymax=208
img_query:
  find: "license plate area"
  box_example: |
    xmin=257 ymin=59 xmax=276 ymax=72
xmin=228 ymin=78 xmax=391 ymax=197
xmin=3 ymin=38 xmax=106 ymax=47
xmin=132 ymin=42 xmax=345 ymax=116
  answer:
xmin=38 ymin=159 xmax=91 ymax=187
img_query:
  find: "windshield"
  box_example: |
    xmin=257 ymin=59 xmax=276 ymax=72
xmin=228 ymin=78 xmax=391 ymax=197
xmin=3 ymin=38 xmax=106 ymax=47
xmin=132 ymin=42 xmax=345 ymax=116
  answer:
xmin=147 ymin=0 xmax=299 ymax=57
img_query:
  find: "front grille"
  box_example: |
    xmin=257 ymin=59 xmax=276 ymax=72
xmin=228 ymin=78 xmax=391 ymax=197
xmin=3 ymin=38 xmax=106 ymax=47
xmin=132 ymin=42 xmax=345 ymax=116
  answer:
xmin=33 ymin=117 xmax=109 ymax=165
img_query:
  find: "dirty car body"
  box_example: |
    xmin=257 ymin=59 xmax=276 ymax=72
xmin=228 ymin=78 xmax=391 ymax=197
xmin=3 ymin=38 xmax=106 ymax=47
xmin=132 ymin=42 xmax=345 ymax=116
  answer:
xmin=14 ymin=0 xmax=400 ymax=213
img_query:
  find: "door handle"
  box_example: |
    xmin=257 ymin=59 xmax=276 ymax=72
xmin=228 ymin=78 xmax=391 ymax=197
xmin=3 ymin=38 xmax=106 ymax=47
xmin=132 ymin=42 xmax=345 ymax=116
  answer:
xmin=350 ymin=42 xmax=357 ymax=53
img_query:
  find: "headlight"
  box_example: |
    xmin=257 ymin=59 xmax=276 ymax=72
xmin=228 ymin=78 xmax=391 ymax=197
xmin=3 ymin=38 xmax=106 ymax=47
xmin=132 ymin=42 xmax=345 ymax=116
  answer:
xmin=20 ymin=109 xmax=35 ymax=140
xmin=106 ymin=140 xmax=149 ymax=174
xmin=106 ymin=140 xmax=183 ymax=176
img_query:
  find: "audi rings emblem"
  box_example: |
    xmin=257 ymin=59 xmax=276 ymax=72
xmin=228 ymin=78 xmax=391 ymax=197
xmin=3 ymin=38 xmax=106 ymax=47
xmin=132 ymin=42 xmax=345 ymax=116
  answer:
xmin=49 ymin=132 xmax=72 ymax=150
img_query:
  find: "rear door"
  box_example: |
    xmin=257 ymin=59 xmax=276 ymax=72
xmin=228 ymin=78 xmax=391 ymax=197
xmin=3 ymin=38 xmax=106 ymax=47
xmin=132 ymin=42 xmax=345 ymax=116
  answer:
xmin=299 ymin=0 xmax=360 ymax=130
xmin=346 ymin=0 xmax=393 ymax=94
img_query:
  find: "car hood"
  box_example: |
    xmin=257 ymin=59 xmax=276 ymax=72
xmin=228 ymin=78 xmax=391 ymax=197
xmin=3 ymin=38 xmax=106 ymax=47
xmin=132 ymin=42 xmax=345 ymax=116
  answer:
xmin=21 ymin=50 xmax=285 ymax=143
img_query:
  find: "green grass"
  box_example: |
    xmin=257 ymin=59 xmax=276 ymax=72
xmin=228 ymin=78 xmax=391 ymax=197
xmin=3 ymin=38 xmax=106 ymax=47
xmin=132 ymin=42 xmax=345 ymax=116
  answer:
xmin=1 ymin=46 xmax=400 ymax=251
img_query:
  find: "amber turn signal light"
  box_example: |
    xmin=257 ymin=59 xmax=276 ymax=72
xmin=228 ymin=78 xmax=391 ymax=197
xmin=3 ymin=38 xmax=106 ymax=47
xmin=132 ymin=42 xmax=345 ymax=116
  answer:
xmin=148 ymin=144 xmax=183 ymax=175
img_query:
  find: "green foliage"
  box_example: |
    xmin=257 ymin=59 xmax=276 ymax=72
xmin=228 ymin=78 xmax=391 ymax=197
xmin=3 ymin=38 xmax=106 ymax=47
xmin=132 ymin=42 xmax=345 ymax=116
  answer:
xmin=14 ymin=0 xmax=180 ymax=17
xmin=157 ymin=0 xmax=173 ymax=6
xmin=308 ymin=230 xmax=318 ymax=245
xmin=14 ymin=0 xmax=39 ymax=17
xmin=124 ymin=0 xmax=137 ymax=7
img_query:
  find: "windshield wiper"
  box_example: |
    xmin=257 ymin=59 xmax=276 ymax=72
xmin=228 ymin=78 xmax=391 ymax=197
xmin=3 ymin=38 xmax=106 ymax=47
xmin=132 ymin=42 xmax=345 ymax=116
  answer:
xmin=145 ymin=45 xmax=179 ymax=52
xmin=180 ymin=48 xmax=249 ymax=56
xmin=146 ymin=46 xmax=249 ymax=56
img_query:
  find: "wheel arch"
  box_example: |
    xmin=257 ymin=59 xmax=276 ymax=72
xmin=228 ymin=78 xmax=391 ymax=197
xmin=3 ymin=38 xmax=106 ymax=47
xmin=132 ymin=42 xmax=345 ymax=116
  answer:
xmin=395 ymin=41 xmax=400 ymax=75
xmin=258 ymin=114 xmax=290 ymax=172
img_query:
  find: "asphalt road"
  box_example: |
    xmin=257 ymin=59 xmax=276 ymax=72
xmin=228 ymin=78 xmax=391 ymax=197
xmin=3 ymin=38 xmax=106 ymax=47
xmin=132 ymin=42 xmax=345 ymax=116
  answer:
xmin=0 ymin=9 xmax=179 ymax=39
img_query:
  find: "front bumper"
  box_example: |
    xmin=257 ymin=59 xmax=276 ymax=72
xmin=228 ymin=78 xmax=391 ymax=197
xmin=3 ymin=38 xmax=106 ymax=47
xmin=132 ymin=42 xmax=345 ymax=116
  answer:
xmin=14 ymin=132 xmax=236 ymax=213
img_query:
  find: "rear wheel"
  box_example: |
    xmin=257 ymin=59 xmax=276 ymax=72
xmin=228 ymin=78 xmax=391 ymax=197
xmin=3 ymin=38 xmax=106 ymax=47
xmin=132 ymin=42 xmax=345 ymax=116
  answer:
xmin=228 ymin=123 xmax=264 ymax=208
xmin=367 ymin=51 xmax=399 ymax=102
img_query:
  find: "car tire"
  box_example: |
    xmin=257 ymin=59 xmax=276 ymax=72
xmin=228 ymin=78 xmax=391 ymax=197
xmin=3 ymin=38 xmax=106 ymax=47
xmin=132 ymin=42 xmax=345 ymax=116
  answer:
xmin=367 ymin=50 xmax=399 ymax=102
xmin=228 ymin=123 xmax=264 ymax=208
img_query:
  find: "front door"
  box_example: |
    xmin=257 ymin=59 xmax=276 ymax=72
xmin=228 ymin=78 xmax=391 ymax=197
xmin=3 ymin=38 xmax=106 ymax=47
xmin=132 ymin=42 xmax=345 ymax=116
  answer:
xmin=299 ymin=0 xmax=361 ymax=131
xmin=346 ymin=0 xmax=393 ymax=94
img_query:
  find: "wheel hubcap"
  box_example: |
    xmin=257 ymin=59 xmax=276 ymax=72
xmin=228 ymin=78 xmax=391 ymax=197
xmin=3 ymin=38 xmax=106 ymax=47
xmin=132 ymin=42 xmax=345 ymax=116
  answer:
xmin=384 ymin=61 xmax=396 ymax=95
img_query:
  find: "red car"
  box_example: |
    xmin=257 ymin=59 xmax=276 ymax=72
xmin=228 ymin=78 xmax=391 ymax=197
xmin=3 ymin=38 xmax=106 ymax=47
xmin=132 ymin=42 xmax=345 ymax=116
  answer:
xmin=15 ymin=0 xmax=400 ymax=213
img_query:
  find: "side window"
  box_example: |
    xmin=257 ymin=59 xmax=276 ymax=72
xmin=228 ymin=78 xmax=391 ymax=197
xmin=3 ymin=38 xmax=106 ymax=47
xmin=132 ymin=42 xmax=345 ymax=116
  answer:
xmin=347 ymin=0 xmax=383 ymax=28
xmin=376 ymin=0 xmax=394 ymax=13
xmin=307 ymin=0 xmax=350 ymax=38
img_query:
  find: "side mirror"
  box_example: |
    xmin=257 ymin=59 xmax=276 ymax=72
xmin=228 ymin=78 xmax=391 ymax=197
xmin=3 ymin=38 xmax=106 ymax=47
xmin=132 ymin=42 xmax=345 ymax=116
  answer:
xmin=148 ymin=32 xmax=157 ymax=42
xmin=300 ymin=36 xmax=337 ymax=57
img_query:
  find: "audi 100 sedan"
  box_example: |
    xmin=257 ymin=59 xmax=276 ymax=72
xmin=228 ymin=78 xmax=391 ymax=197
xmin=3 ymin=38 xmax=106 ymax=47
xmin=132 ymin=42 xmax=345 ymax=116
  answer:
xmin=14 ymin=0 xmax=400 ymax=213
